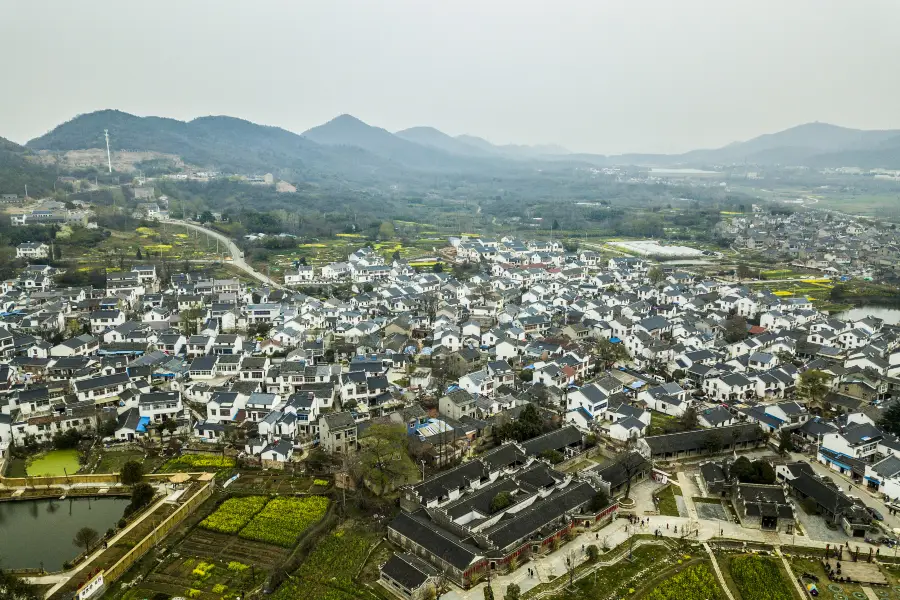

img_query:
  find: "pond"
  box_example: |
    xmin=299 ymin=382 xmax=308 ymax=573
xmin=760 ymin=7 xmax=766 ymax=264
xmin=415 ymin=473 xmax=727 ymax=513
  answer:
xmin=26 ymin=449 xmax=81 ymax=477
xmin=834 ymin=306 xmax=900 ymax=324
xmin=0 ymin=497 xmax=129 ymax=571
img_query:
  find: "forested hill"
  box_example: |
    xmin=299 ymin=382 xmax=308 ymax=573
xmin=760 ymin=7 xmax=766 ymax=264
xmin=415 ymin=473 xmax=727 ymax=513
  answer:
xmin=0 ymin=136 xmax=59 ymax=197
xmin=302 ymin=114 xmax=503 ymax=170
xmin=25 ymin=110 xmax=537 ymax=182
xmin=27 ymin=110 xmax=368 ymax=180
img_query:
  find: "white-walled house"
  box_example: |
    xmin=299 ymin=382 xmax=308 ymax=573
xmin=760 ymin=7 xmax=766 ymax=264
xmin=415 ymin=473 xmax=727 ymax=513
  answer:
xmin=865 ymin=455 xmax=900 ymax=502
xmin=639 ymin=382 xmax=690 ymax=417
xmin=73 ymin=372 xmax=131 ymax=402
xmin=285 ymin=265 xmax=315 ymax=285
xmin=819 ymin=422 xmax=882 ymax=464
xmin=607 ymin=417 xmax=648 ymax=441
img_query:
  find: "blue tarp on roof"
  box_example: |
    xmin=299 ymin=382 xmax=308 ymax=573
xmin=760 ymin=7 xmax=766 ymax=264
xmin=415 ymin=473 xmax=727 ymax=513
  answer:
xmin=610 ymin=337 xmax=622 ymax=343
xmin=136 ymin=416 xmax=151 ymax=433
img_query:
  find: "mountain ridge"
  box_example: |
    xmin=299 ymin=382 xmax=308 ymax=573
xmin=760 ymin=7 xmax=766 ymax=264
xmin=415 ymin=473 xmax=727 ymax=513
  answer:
xmin=23 ymin=110 xmax=900 ymax=173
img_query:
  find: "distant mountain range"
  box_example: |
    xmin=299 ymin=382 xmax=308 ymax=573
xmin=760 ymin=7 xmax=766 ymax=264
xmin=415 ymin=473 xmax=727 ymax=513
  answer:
xmin=619 ymin=122 xmax=900 ymax=168
xmin=14 ymin=111 xmax=900 ymax=190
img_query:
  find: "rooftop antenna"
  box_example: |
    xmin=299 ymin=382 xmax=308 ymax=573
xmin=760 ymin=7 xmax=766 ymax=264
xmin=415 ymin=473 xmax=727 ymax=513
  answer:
xmin=104 ymin=129 xmax=112 ymax=174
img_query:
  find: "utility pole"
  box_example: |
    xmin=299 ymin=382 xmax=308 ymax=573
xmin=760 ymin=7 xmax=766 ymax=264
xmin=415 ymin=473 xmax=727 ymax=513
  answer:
xmin=104 ymin=129 xmax=112 ymax=173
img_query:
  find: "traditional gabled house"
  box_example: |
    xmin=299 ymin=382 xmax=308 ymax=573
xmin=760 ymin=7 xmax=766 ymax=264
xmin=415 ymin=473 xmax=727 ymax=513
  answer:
xmin=836 ymin=368 xmax=888 ymax=402
xmin=89 ymin=309 xmax=126 ymax=334
xmin=73 ymin=372 xmax=131 ymax=402
xmin=604 ymin=399 xmax=650 ymax=425
xmin=206 ymin=390 xmax=249 ymax=424
xmin=819 ymin=421 xmax=883 ymax=466
xmin=458 ymin=368 xmax=495 ymax=398
xmin=532 ymin=362 xmax=574 ymax=389
xmin=188 ymin=355 xmax=218 ymax=379
xmin=158 ymin=333 xmax=186 ymax=356
xmin=639 ymin=382 xmax=690 ymax=417
xmin=239 ymin=356 xmax=270 ymax=382
xmin=703 ymin=372 xmax=756 ymax=402
xmin=319 ymin=411 xmax=357 ymax=453
xmin=864 ymin=455 xmax=900 ymax=502
xmin=637 ymin=423 xmax=765 ymax=461
xmin=566 ymin=382 xmax=609 ymax=424
xmin=697 ymin=405 xmax=736 ymax=428
xmin=51 ymin=333 xmax=99 ymax=357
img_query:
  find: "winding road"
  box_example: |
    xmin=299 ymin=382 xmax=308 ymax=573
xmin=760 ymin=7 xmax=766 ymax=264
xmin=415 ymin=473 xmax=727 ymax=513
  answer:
xmin=162 ymin=218 xmax=284 ymax=289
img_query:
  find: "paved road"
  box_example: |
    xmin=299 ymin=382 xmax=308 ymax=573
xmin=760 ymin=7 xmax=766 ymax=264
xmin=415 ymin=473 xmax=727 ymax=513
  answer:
xmin=162 ymin=218 xmax=284 ymax=289
xmin=791 ymin=452 xmax=900 ymax=533
xmin=704 ymin=542 xmax=736 ymax=600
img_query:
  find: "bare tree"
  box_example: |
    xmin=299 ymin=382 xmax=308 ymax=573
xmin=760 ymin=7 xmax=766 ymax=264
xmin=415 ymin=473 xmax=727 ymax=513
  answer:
xmin=615 ymin=444 xmax=643 ymax=500
xmin=566 ymin=549 xmax=578 ymax=588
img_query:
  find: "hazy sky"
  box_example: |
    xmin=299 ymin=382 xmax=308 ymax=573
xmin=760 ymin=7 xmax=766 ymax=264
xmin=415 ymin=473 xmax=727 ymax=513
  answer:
xmin=2 ymin=0 xmax=899 ymax=154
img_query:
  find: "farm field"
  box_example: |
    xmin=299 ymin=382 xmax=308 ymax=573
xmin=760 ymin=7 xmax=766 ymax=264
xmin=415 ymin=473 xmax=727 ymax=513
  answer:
xmin=722 ymin=554 xmax=799 ymax=600
xmin=121 ymin=556 xmax=266 ymax=600
xmin=159 ymin=454 xmax=236 ymax=474
xmin=200 ymin=496 xmax=269 ymax=535
xmin=239 ymin=496 xmax=329 ymax=547
xmin=115 ymin=538 xmax=273 ymax=600
xmin=85 ymin=448 xmax=166 ymax=475
xmin=252 ymin=235 xmax=446 ymax=278
xmin=815 ymin=193 xmax=900 ymax=219
xmin=226 ymin=471 xmax=317 ymax=494
xmin=178 ymin=528 xmax=290 ymax=568
xmin=200 ymin=495 xmax=329 ymax=547
xmin=271 ymin=522 xmax=381 ymax=600
xmin=64 ymin=222 xmax=221 ymax=267
xmin=642 ymin=563 xmax=724 ymax=600
xmin=103 ymin=491 xmax=295 ymax=600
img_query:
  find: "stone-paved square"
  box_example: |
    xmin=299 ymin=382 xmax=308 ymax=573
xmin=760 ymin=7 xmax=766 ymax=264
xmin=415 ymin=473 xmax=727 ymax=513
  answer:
xmin=696 ymin=502 xmax=728 ymax=521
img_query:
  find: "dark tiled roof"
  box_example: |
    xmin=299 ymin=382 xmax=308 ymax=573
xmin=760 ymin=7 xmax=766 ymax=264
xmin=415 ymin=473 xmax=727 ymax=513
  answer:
xmin=380 ymin=553 xmax=437 ymax=590
xmin=521 ymin=426 xmax=582 ymax=457
xmin=643 ymin=424 xmax=764 ymax=455
xmin=388 ymin=511 xmax=481 ymax=570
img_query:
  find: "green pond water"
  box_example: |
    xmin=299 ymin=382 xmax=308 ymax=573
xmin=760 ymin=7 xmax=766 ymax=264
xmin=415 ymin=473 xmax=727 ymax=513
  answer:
xmin=26 ymin=449 xmax=81 ymax=477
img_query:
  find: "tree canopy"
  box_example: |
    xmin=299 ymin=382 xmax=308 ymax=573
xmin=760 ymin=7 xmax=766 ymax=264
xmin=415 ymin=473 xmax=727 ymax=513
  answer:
xmin=120 ymin=461 xmax=144 ymax=485
xmin=354 ymin=423 xmax=418 ymax=496
xmin=490 ymin=491 xmax=513 ymax=513
xmin=72 ymin=527 xmax=99 ymax=552
xmin=594 ymin=338 xmax=628 ymax=369
xmin=494 ymin=403 xmax=551 ymax=442
xmin=723 ymin=315 xmax=749 ymax=343
xmin=0 ymin=568 xmax=38 ymax=600
xmin=797 ymin=369 xmax=831 ymax=408
xmin=879 ymin=401 xmax=900 ymax=437
xmin=730 ymin=456 xmax=775 ymax=484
